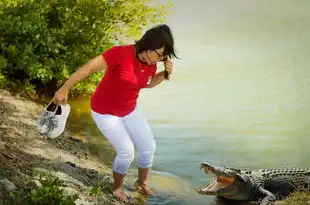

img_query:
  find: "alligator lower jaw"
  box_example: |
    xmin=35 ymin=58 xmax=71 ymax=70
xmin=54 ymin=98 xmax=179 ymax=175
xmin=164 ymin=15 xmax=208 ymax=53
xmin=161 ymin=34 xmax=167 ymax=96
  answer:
xmin=197 ymin=179 xmax=230 ymax=195
xmin=197 ymin=181 xmax=221 ymax=195
xmin=197 ymin=188 xmax=217 ymax=195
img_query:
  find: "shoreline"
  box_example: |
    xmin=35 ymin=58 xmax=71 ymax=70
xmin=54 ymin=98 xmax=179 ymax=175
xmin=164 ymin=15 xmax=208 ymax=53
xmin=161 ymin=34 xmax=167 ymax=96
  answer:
xmin=0 ymin=89 xmax=141 ymax=205
xmin=0 ymin=88 xmax=309 ymax=205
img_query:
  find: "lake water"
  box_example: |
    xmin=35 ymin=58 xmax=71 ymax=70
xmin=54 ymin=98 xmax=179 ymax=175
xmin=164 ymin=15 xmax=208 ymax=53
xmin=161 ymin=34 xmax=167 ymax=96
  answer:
xmin=68 ymin=1 xmax=310 ymax=204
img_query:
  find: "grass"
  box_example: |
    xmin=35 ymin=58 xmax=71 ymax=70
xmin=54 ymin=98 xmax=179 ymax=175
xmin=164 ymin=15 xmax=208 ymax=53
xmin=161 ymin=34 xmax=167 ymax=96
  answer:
xmin=89 ymin=176 xmax=112 ymax=197
xmin=284 ymin=190 xmax=310 ymax=205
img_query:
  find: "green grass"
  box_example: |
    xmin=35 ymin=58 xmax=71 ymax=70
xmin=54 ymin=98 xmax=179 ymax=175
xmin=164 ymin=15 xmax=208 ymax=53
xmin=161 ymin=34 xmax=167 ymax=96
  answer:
xmin=284 ymin=190 xmax=310 ymax=205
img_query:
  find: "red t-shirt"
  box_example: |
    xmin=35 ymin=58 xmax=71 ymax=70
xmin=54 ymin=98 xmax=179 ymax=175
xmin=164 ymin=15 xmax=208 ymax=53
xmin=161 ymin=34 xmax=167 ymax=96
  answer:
xmin=91 ymin=45 xmax=157 ymax=117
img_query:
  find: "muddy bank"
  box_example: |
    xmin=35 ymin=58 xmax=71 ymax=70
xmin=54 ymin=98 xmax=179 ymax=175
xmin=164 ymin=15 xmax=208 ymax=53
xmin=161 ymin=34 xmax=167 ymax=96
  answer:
xmin=1 ymin=89 xmax=309 ymax=205
xmin=0 ymin=89 xmax=145 ymax=205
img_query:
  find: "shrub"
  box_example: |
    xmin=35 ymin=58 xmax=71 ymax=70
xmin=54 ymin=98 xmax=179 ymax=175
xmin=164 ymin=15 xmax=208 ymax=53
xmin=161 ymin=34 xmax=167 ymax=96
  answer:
xmin=0 ymin=0 xmax=170 ymax=95
xmin=8 ymin=172 xmax=79 ymax=205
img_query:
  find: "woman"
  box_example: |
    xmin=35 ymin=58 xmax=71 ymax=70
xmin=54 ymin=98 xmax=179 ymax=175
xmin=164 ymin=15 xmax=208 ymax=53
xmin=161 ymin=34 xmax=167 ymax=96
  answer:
xmin=53 ymin=24 xmax=177 ymax=200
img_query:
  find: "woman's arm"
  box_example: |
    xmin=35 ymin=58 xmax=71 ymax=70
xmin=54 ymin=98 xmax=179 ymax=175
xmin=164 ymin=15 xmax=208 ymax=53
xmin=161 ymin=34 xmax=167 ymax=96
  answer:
xmin=61 ymin=55 xmax=107 ymax=91
xmin=54 ymin=55 xmax=107 ymax=104
xmin=146 ymin=59 xmax=174 ymax=88
xmin=146 ymin=71 xmax=166 ymax=88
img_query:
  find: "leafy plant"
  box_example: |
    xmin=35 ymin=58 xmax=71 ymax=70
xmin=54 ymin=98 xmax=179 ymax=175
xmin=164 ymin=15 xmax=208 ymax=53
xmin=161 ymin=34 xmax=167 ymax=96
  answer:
xmin=8 ymin=172 xmax=79 ymax=205
xmin=0 ymin=0 xmax=172 ymax=95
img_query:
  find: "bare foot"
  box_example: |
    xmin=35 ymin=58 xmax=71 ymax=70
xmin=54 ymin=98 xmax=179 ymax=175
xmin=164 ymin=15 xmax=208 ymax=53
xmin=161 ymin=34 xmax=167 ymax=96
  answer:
xmin=134 ymin=181 xmax=154 ymax=195
xmin=113 ymin=187 xmax=127 ymax=201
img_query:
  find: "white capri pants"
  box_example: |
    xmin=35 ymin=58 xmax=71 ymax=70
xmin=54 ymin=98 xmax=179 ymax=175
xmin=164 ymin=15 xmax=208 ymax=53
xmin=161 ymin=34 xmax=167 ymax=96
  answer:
xmin=91 ymin=107 xmax=156 ymax=174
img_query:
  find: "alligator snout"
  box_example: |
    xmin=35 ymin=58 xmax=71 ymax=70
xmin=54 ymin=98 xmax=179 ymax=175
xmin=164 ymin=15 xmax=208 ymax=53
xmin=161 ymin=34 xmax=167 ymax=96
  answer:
xmin=200 ymin=162 xmax=216 ymax=174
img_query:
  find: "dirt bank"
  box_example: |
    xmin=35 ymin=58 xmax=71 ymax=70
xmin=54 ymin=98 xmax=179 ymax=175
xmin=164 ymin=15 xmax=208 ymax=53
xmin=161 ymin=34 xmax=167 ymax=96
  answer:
xmin=0 ymin=89 xmax=142 ymax=205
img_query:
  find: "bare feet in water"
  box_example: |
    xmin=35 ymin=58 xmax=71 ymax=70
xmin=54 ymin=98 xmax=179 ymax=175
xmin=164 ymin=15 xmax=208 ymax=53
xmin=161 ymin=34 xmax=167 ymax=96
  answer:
xmin=113 ymin=187 xmax=127 ymax=201
xmin=134 ymin=181 xmax=154 ymax=195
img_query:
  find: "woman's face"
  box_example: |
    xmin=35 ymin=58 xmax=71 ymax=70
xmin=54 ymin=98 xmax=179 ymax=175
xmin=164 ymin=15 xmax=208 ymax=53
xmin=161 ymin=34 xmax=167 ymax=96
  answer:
xmin=140 ymin=47 xmax=166 ymax=65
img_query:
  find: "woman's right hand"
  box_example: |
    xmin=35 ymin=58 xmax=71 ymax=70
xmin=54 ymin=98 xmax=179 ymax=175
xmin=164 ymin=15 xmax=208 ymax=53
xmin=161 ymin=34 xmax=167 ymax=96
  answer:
xmin=53 ymin=87 xmax=69 ymax=105
xmin=51 ymin=54 xmax=107 ymax=105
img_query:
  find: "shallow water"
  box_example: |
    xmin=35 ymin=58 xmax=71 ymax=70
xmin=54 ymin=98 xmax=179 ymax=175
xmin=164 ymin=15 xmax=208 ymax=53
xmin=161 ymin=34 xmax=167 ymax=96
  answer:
xmin=67 ymin=1 xmax=310 ymax=204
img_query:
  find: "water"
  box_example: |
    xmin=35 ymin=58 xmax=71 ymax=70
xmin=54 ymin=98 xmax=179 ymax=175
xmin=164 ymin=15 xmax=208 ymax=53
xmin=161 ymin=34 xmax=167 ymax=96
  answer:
xmin=68 ymin=1 xmax=310 ymax=204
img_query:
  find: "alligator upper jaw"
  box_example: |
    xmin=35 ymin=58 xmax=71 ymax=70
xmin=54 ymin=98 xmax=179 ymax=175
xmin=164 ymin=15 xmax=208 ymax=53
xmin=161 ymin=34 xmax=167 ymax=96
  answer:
xmin=200 ymin=162 xmax=216 ymax=174
xmin=197 ymin=162 xmax=235 ymax=195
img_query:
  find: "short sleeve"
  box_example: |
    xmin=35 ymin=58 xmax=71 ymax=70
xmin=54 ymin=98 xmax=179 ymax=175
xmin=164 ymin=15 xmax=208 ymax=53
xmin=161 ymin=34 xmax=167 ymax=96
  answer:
xmin=102 ymin=46 xmax=122 ymax=70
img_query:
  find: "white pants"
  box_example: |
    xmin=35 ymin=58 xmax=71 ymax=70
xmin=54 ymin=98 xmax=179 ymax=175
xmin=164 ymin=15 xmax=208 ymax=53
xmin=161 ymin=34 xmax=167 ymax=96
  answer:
xmin=91 ymin=107 xmax=156 ymax=174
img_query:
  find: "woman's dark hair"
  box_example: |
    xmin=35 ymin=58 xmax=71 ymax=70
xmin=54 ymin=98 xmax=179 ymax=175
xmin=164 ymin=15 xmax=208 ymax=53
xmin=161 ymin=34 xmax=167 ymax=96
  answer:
xmin=135 ymin=24 xmax=178 ymax=59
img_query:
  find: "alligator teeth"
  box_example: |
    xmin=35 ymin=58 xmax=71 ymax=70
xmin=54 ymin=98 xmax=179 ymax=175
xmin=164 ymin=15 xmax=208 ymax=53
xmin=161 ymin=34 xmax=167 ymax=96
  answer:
xmin=200 ymin=163 xmax=205 ymax=170
xmin=200 ymin=163 xmax=215 ymax=175
xmin=196 ymin=188 xmax=216 ymax=195
xmin=200 ymin=164 xmax=210 ymax=174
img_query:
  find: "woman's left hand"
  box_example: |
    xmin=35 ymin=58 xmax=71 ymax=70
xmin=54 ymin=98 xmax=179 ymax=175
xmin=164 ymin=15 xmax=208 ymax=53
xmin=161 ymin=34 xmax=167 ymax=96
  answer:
xmin=164 ymin=59 xmax=173 ymax=80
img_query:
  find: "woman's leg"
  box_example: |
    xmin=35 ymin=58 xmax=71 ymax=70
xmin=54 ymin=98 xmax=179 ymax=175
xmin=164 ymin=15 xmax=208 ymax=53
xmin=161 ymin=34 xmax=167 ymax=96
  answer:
xmin=91 ymin=110 xmax=135 ymax=200
xmin=122 ymin=107 xmax=156 ymax=194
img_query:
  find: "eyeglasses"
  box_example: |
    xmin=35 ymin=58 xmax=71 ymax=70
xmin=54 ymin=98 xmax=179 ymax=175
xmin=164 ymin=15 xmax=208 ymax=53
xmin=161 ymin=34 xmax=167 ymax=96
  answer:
xmin=154 ymin=50 xmax=167 ymax=61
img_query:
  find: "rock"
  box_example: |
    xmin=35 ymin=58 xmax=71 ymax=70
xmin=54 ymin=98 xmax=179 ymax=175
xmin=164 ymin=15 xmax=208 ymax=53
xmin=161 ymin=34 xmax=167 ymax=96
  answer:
xmin=274 ymin=201 xmax=286 ymax=205
xmin=75 ymin=197 xmax=94 ymax=205
xmin=63 ymin=187 xmax=79 ymax=195
xmin=69 ymin=136 xmax=83 ymax=143
xmin=0 ymin=178 xmax=17 ymax=191
xmin=26 ymin=180 xmax=42 ymax=189
xmin=66 ymin=161 xmax=76 ymax=167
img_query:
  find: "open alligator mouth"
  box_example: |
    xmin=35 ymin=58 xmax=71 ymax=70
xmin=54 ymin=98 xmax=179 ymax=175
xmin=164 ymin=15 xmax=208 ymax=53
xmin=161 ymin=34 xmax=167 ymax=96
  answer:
xmin=197 ymin=162 xmax=235 ymax=195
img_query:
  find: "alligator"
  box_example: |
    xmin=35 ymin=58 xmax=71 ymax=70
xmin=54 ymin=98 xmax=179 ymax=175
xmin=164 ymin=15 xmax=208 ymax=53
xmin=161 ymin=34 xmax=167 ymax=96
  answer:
xmin=197 ymin=162 xmax=310 ymax=204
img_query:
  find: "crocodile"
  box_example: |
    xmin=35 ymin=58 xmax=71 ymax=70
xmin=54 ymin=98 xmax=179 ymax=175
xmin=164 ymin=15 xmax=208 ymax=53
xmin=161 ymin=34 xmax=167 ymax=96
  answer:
xmin=197 ymin=162 xmax=310 ymax=204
